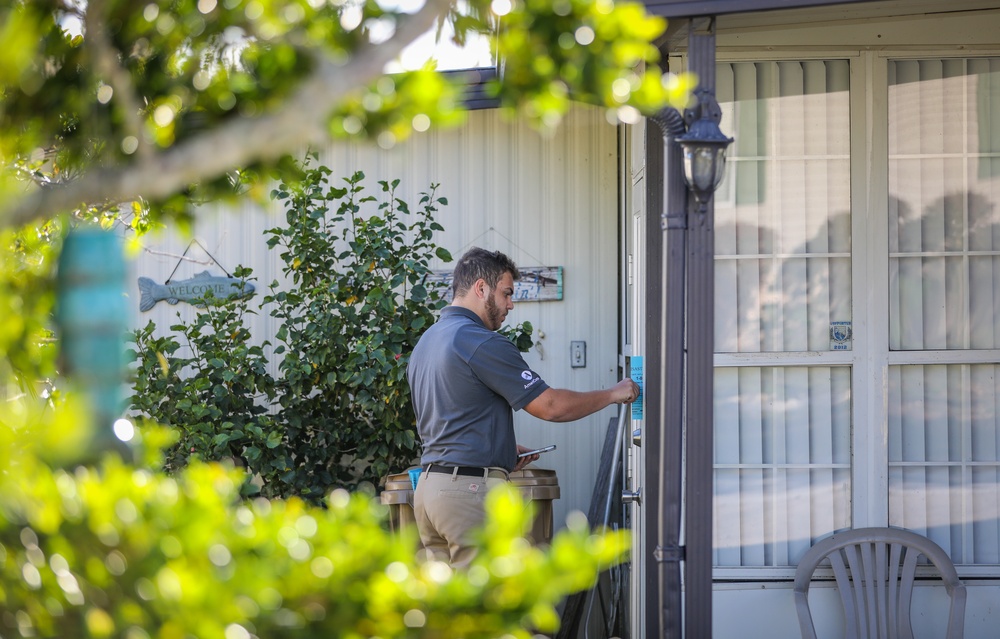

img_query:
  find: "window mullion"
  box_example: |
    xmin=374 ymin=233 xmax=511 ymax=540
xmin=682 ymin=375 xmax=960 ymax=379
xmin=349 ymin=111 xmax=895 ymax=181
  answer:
xmin=855 ymin=50 xmax=891 ymax=529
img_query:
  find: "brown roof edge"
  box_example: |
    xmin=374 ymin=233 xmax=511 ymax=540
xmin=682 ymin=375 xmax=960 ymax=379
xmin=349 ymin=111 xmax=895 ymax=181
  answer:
xmin=644 ymin=0 xmax=881 ymax=18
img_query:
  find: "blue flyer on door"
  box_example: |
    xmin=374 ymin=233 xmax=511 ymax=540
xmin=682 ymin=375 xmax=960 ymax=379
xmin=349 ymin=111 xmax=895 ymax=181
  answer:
xmin=630 ymin=356 xmax=644 ymax=420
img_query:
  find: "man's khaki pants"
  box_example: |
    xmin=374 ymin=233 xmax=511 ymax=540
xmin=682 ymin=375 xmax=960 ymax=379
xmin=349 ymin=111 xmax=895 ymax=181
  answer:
xmin=413 ymin=468 xmax=508 ymax=568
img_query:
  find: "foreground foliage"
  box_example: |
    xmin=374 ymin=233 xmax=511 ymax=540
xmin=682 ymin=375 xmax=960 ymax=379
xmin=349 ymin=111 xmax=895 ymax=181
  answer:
xmin=0 ymin=0 xmax=693 ymax=229
xmin=0 ymin=411 xmax=629 ymax=638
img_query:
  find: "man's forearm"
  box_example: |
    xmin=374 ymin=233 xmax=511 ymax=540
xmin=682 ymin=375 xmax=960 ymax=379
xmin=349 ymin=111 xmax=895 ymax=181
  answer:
xmin=524 ymin=387 xmax=616 ymax=422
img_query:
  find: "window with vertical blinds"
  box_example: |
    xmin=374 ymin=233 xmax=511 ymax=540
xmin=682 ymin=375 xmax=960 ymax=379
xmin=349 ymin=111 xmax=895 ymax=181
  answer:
xmin=715 ymin=60 xmax=852 ymax=355
xmin=889 ymin=59 xmax=1000 ymax=352
xmin=713 ymin=60 xmax=852 ymax=568
xmin=888 ymin=58 xmax=1000 ymax=566
xmin=710 ymin=55 xmax=1000 ymax=573
xmin=888 ymin=364 xmax=1000 ymax=565
xmin=714 ymin=366 xmax=851 ymax=567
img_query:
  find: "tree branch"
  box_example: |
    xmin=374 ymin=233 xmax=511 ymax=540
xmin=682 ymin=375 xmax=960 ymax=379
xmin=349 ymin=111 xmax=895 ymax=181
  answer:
xmin=84 ymin=0 xmax=150 ymax=159
xmin=0 ymin=0 xmax=456 ymax=230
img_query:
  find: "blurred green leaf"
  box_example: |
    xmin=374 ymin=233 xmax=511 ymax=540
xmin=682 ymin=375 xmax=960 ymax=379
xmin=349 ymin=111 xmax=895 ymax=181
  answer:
xmin=0 ymin=418 xmax=628 ymax=638
xmin=0 ymin=0 xmax=690 ymax=228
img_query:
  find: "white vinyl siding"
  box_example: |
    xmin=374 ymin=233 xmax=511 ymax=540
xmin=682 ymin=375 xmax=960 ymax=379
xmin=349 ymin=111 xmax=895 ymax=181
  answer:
xmin=131 ymin=105 xmax=620 ymax=534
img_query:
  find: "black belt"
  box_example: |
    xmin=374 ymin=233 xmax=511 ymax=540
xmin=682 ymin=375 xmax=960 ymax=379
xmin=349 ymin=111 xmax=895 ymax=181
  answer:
xmin=425 ymin=464 xmax=501 ymax=477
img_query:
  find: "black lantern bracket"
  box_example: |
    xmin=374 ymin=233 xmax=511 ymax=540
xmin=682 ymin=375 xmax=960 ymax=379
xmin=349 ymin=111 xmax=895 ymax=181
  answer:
xmin=682 ymin=87 xmax=724 ymax=130
xmin=677 ymin=87 xmax=734 ymax=214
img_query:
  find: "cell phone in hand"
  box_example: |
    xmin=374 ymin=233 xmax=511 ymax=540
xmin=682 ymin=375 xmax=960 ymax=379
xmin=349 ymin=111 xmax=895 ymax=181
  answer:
xmin=518 ymin=444 xmax=556 ymax=457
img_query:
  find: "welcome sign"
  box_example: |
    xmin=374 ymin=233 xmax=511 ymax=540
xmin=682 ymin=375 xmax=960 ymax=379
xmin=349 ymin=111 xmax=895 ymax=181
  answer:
xmin=137 ymin=271 xmax=256 ymax=312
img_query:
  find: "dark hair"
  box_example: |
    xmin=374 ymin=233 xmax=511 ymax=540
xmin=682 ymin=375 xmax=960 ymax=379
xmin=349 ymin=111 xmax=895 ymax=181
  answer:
xmin=452 ymin=247 xmax=519 ymax=296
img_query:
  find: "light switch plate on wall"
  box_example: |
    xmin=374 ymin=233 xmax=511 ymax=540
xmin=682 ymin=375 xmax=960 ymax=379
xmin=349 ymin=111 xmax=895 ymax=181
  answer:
xmin=570 ymin=340 xmax=586 ymax=368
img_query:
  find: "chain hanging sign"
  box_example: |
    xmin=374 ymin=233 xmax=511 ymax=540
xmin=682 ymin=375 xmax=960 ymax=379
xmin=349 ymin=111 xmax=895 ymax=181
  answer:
xmin=137 ymin=240 xmax=255 ymax=312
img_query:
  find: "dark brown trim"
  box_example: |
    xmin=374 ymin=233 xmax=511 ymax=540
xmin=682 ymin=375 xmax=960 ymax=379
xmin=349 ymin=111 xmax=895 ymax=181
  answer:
xmin=643 ymin=123 xmax=666 ymax=639
xmin=643 ymin=0 xmax=880 ymax=18
xmin=657 ymin=126 xmax=688 ymax=639
xmin=682 ymin=26 xmax=717 ymax=639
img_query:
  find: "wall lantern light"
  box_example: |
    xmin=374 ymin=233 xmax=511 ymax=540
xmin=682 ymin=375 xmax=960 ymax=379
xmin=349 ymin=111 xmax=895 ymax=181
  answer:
xmin=676 ymin=89 xmax=733 ymax=213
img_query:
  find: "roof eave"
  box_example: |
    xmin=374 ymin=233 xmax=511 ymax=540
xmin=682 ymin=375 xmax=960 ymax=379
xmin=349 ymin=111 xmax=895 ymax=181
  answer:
xmin=643 ymin=0 xmax=884 ymax=19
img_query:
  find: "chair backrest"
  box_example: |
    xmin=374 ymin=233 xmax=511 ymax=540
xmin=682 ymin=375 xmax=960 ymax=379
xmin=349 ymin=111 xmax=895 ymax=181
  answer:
xmin=793 ymin=527 xmax=966 ymax=639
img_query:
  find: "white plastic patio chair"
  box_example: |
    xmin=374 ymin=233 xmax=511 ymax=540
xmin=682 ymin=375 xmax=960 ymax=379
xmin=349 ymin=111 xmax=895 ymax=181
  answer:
xmin=793 ymin=527 xmax=966 ymax=639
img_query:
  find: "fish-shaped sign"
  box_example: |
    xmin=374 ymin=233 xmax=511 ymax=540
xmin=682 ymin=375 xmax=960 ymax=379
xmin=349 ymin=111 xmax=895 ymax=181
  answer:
xmin=138 ymin=271 xmax=256 ymax=312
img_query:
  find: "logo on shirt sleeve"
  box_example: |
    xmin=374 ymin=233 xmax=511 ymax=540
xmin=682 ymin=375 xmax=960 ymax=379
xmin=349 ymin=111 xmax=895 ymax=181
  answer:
xmin=521 ymin=369 xmax=541 ymax=389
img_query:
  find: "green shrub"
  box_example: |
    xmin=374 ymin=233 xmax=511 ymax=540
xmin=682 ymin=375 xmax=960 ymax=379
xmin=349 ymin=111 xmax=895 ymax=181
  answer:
xmin=263 ymin=163 xmax=452 ymax=496
xmin=128 ymin=158 xmax=533 ymax=500
xmin=128 ymin=269 xmax=280 ymax=483
xmin=0 ymin=411 xmax=628 ymax=639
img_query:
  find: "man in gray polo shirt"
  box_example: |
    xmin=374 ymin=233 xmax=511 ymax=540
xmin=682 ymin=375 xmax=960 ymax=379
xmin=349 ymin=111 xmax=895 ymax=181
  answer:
xmin=408 ymin=247 xmax=639 ymax=568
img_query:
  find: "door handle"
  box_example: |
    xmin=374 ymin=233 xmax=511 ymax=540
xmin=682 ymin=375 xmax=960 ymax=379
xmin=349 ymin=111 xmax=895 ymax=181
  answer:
xmin=622 ymin=486 xmax=642 ymax=506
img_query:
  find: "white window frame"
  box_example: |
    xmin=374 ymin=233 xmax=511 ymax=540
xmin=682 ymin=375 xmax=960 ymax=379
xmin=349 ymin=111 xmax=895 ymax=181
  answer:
xmin=711 ymin=48 xmax=1000 ymax=581
xmin=879 ymin=49 xmax=1000 ymax=579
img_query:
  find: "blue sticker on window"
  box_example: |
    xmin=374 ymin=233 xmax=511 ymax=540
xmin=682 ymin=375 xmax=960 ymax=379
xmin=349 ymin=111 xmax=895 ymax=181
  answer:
xmin=830 ymin=321 xmax=852 ymax=351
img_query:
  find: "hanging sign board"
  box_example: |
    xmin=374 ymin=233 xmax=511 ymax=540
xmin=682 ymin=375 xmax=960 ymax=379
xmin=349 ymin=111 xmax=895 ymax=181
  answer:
xmin=428 ymin=266 xmax=563 ymax=302
xmin=138 ymin=271 xmax=256 ymax=311
xmin=137 ymin=239 xmax=255 ymax=312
